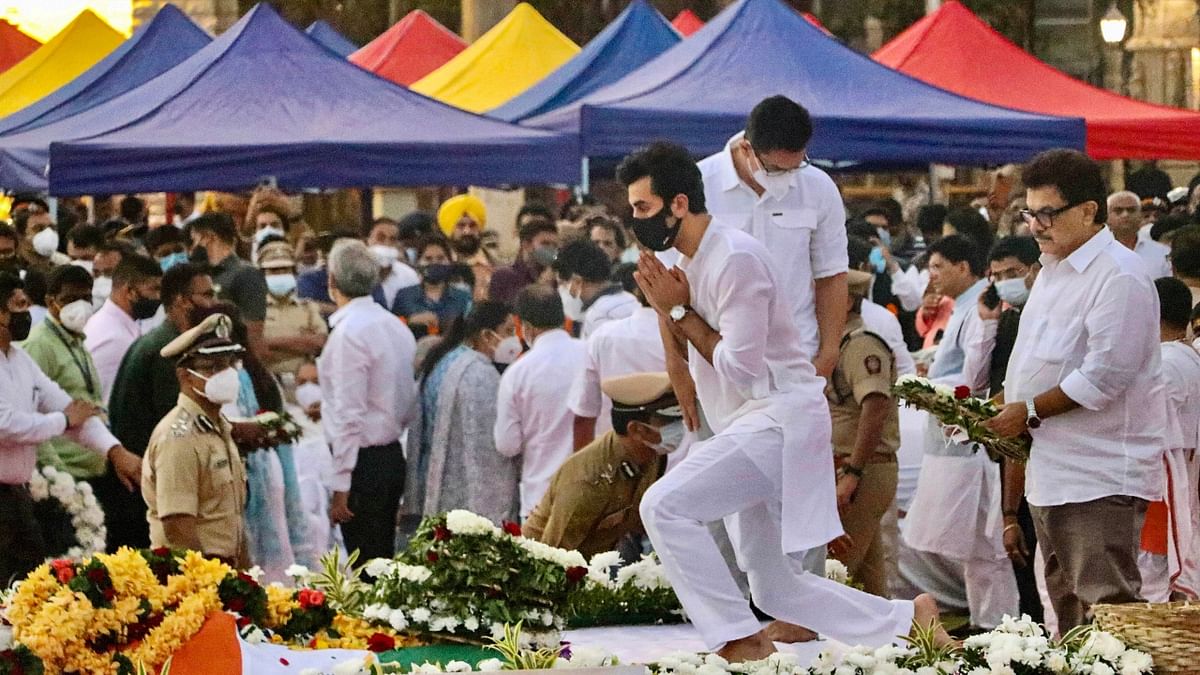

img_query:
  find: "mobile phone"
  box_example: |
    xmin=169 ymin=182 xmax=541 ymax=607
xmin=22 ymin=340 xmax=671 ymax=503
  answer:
xmin=982 ymin=284 xmax=1001 ymax=310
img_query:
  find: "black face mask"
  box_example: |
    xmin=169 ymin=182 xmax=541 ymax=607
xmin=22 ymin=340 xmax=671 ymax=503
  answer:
xmin=132 ymin=295 xmax=161 ymax=320
xmin=422 ymin=263 xmax=454 ymax=285
xmin=7 ymin=310 xmax=31 ymax=341
xmin=189 ymin=245 xmax=209 ymax=266
xmin=493 ymin=362 xmax=508 ymax=375
xmin=627 ymin=207 xmax=680 ymax=252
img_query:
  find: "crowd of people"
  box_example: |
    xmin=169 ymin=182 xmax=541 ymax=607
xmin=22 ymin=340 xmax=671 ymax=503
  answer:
xmin=3 ymin=94 xmax=1200 ymax=657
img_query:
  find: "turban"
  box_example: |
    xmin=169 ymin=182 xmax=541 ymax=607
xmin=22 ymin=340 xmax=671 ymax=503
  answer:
xmin=437 ymin=194 xmax=487 ymax=237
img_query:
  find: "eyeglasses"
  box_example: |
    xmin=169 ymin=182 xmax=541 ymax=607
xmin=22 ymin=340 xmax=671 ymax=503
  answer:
xmin=1018 ymin=201 xmax=1087 ymax=228
xmin=753 ymin=149 xmax=810 ymax=176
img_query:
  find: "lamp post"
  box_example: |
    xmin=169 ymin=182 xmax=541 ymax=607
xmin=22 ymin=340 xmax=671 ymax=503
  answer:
xmin=1100 ymin=2 xmax=1128 ymax=45
xmin=1100 ymin=2 xmax=1128 ymax=188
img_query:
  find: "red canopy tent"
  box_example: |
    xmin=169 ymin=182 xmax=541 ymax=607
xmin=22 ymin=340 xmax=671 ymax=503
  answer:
xmin=873 ymin=1 xmax=1200 ymax=160
xmin=350 ymin=10 xmax=466 ymax=86
xmin=671 ymin=9 xmax=704 ymax=36
xmin=0 ymin=20 xmax=41 ymax=74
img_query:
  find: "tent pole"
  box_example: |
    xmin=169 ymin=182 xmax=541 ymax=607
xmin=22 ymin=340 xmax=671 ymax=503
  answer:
xmin=579 ymin=156 xmax=590 ymax=197
xmin=927 ymin=164 xmax=938 ymax=205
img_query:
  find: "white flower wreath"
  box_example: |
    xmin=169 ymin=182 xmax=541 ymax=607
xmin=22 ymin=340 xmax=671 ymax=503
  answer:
xmin=27 ymin=465 xmax=107 ymax=559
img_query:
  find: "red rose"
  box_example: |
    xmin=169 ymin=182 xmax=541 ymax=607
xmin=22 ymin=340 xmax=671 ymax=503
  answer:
xmin=367 ymin=633 xmax=396 ymax=653
xmin=954 ymin=385 xmax=971 ymax=400
xmin=103 ymin=588 xmax=115 ymax=601
xmin=237 ymin=572 xmax=259 ymax=586
xmin=152 ymin=547 xmax=170 ymax=556
xmin=227 ymin=597 xmax=246 ymax=613
xmin=426 ymin=551 xmax=439 ymax=563
xmin=433 ymin=525 xmax=451 ymax=541
xmin=87 ymin=568 xmax=107 ymax=583
xmin=55 ymin=566 xmax=75 ymax=583
xmin=298 ymin=589 xmax=326 ymax=609
xmin=502 ymin=521 xmax=522 ymax=537
xmin=237 ymin=615 xmax=251 ymax=629
xmin=566 ymin=566 xmax=587 ymax=584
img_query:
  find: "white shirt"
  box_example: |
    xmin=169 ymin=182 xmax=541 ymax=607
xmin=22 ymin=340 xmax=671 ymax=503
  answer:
xmin=494 ymin=328 xmax=587 ymax=515
xmin=0 ymin=344 xmax=118 ymax=485
xmin=698 ymin=132 xmax=848 ymax=359
xmin=568 ymin=306 xmax=666 ymax=436
xmin=1160 ymin=341 xmax=1200 ymax=452
xmin=1006 ymin=227 xmax=1165 ymax=507
xmin=860 ymin=299 xmax=916 ymax=376
xmin=379 ymin=261 xmax=421 ymax=309
xmin=84 ymin=299 xmax=140 ymax=404
xmin=888 ymin=265 xmax=928 ymax=313
xmin=581 ymin=290 xmax=640 ymax=340
xmin=318 ymin=296 xmax=417 ymax=492
xmin=1135 ymin=237 xmax=1172 ymax=279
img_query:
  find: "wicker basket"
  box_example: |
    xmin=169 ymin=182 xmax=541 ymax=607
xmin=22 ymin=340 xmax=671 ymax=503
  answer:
xmin=1093 ymin=601 xmax=1200 ymax=674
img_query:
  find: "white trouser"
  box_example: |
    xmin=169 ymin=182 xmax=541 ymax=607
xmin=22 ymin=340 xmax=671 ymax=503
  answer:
xmin=962 ymin=555 xmax=1020 ymax=629
xmin=1138 ymin=551 xmax=1170 ymax=603
xmin=640 ymin=427 xmax=914 ymax=651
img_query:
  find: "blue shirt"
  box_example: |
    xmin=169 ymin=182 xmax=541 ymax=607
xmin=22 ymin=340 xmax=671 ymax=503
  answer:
xmin=298 ymin=266 xmax=390 ymax=308
xmin=391 ymin=285 xmax=472 ymax=332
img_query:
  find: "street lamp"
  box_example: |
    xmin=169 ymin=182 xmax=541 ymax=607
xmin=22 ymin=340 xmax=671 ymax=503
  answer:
xmin=1100 ymin=2 xmax=1127 ymax=44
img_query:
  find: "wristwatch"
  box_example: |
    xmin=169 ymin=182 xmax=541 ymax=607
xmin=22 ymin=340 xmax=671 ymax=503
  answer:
xmin=1025 ymin=399 xmax=1042 ymax=430
xmin=669 ymin=305 xmax=691 ymax=322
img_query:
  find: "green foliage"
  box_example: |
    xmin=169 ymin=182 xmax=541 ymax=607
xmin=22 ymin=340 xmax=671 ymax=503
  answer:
xmin=485 ymin=622 xmax=563 ymax=671
xmin=310 ymin=548 xmax=371 ymax=616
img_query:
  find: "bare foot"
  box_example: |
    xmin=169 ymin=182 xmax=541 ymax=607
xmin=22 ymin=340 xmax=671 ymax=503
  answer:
xmin=717 ymin=630 xmax=777 ymax=663
xmin=912 ymin=593 xmax=956 ymax=648
xmin=764 ymin=620 xmax=818 ymax=643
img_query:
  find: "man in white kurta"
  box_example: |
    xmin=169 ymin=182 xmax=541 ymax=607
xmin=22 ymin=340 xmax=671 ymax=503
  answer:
xmin=617 ymin=143 xmax=930 ymax=661
xmin=903 ymin=235 xmax=1019 ymax=630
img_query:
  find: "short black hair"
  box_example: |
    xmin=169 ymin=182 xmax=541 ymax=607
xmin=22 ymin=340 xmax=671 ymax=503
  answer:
xmin=1021 ymin=149 xmax=1109 ymax=225
xmin=188 ymin=212 xmax=239 ymax=244
xmin=0 ymin=222 xmax=18 ymax=245
xmin=1156 ymin=276 xmax=1193 ymax=330
xmin=553 ymin=240 xmax=612 ymax=283
xmin=1153 ymin=214 xmax=1193 ymax=243
xmin=745 ymin=95 xmax=813 ymax=153
xmin=945 ymin=207 xmax=994 ymax=254
xmin=398 ymin=211 xmax=436 ymax=240
xmin=1126 ymin=166 xmax=1173 ymax=202
xmin=162 ymin=262 xmax=208 ymax=308
xmin=0 ymin=272 xmax=23 ymax=308
xmin=98 ymin=238 xmax=136 ymax=259
xmin=916 ymin=204 xmax=948 ymax=237
xmin=928 ymin=234 xmax=984 ymax=277
xmin=120 ymin=196 xmax=146 ymax=223
xmin=12 ymin=206 xmax=50 ymax=237
xmin=846 ymin=217 xmax=877 ymax=242
xmin=47 ymin=264 xmax=93 ymax=297
xmin=517 ymin=216 xmax=558 ymax=243
xmin=113 ymin=253 xmax=162 ymax=288
xmin=515 ymin=284 xmax=564 ymax=329
xmin=989 ymin=236 xmax=1040 ymax=266
xmin=847 ymin=235 xmax=873 ymax=270
xmin=143 ymin=224 xmax=187 ymax=252
xmin=616 ymin=141 xmax=707 ymax=215
xmin=861 ymin=199 xmax=904 ymax=229
xmin=518 ymin=202 xmax=556 ymax=225
xmin=1169 ymin=224 xmax=1200 ymax=278
xmin=416 ymin=233 xmax=452 ymax=260
xmin=587 ymin=215 xmax=626 ymax=251
xmin=613 ymin=262 xmax=640 ymax=296
xmin=67 ymin=224 xmax=104 ymax=250
xmin=22 ymin=268 xmax=46 ymax=305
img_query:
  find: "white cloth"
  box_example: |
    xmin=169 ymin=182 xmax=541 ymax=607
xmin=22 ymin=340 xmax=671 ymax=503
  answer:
xmin=0 ymin=344 xmax=117 ymax=485
xmin=1136 ymin=237 xmax=1172 ymax=279
xmin=568 ymin=306 xmax=667 ymax=436
xmin=1138 ymin=551 xmax=1170 ymax=603
xmin=698 ymin=132 xmax=848 ymax=359
xmin=318 ymin=296 xmax=417 ymax=492
xmin=888 ymin=265 xmax=927 ymax=313
xmin=962 ymin=554 xmax=1020 ymax=629
xmin=581 ymin=290 xmax=640 ymax=340
xmin=494 ymin=328 xmax=586 ymax=515
xmin=84 ymin=299 xmax=140 ymax=404
xmin=379 ymin=261 xmax=420 ymax=308
xmin=860 ymin=299 xmax=916 ymax=375
xmin=286 ymin=403 xmax=334 ymax=557
xmin=1161 ymin=341 xmax=1200 ymax=454
xmin=1005 ymin=227 xmax=1165 ymax=507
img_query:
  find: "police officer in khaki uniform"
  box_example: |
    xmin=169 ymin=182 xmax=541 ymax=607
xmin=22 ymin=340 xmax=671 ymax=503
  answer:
xmin=142 ymin=313 xmax=248 ymax=567
xmin=827 ymin=269 xmax=901 ymax=598
xmin=524 ymin=372 xmax=685 ymax=559
xmin=257 ymin=240 xmax=327 ymax=379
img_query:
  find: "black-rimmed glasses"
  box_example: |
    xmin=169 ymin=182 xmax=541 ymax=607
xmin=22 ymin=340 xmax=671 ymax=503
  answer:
xmin=1018 ymin=201 xmax=1086 ymax=228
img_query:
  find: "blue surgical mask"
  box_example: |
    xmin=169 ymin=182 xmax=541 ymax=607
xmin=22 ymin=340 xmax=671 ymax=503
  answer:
xmin=159 ymin=251 xmax=187 ymax=272
xmin=994 ymin=277 xmax=1030 ymax=307
xmin=876 ymin=227 xmax=892 ymax=248
xmin=649 ymin=420 xmax=686 ymax=455
xmin=869 ymin=247 xmax=887 ymax=274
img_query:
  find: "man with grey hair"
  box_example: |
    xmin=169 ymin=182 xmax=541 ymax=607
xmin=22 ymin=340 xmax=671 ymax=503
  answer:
xmin=319 ymin=239 xmax=417 ymax=559
xmin=1109 ymin=190 xmax=1171 ymax=278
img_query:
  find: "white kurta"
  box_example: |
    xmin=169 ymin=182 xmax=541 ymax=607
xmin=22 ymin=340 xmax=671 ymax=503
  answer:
xmin=640 ymin=220 xmax=912 ymax=650
xmin=1159 ymin=341 xmax=1200 ymax=598
xmin=581 ymin=289 xmax=640 ymax=340
xmin=568 ymin=306 xmax=666 ymax=437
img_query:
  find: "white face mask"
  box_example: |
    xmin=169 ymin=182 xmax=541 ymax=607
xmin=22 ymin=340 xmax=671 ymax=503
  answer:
xmin=295 ymin=382 xmax=322 ymax=409
xmin=92 ymin=275 xmax=113 ymax=307
xmin=59 ymin=299 xmax=95 ymax=333
xmin=32 ymin=228 xmax=59 ymax=258
xmin=558 ymin=283 xmax=584 ymax=322
xmin=370 ymin=244 xmax=399 ymax=269
xmin=994 ymin=278 xmax=1030 ymax=307
xmin=493 ymin=335 xmax=524 ymax=365
xmin=255 ymin=226 xmax=285 ymax=244
xmin=648 ymin=420 xmax=686 ymax=455
xmin=752 ymin=168 xmax=793 ymax=200
xmin=188 ymin=366 xmax=241 ymax=404
xmin=71 ymin=259 xmax=94 ymax=275
xmin=266 ymin=273 xmax=297 ymax=297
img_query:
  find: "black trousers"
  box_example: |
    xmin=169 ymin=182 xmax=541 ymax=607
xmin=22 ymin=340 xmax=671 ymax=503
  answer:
xmin=92 ymin=468 xmax=150 ymax=551
xmin=0 ymin=484 xmax=47 ymax=586
xmin=341 ymin=442 xmax=406 ymax=561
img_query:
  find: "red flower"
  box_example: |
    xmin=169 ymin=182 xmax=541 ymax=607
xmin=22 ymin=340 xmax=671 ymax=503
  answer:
xmin=227 ymin=597 xmax=246 ymax=613
xmin=298 ymin=589 xmax=326 ymax=609
xmin=502 ymin=521 xmax=522 ymax=537
xmin=566 ymin=566 xmax=587 ymax=584
xmin=103 ymin=588 xmax=115 ymax=601
xmin=279 ymin=658 xmax=290 ymax=666
xmin=426 ymin=551 xmax=439 ymax=563
xmin=954 ymin=385 xmax=971 ymax=400
xmin=237 ymin=572 xmax=259 ymax=586
xmin=87 ymin=568 xmax=107 ymax=583
xmin=152 ymin=547 xmax=170 ymax=556
xmin=366 ymin=632 xmax=396 ymax=653
xmin=50 ymin=559 xmax=74 ymax=584
xmin=433 ymin=525 xmax=451 ymax=541
xmin=236 ymin=615 xmax=251 ymax=629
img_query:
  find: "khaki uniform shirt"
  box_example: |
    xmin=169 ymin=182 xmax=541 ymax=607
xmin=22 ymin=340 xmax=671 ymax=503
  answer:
xmin=142 ymin=394 xmax=247 ymax=562
xmin=264 ymin=293 xmax=327 ymax=376
xmin=826 ymin=315 xmax=900 ymax=457
xmin=523 ymin=431 xmax=663 ymax=559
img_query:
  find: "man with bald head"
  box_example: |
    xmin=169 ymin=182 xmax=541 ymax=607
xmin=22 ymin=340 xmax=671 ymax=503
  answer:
xmin=1108 ymin=191 xmax=1170 ymax=278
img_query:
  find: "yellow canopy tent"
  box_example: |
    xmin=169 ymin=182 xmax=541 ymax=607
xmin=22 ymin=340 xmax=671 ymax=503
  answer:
xmin=412 ymin=3 xmax=578 ymax=113
xmin=0 ymin=10 xmax=125 ymax=118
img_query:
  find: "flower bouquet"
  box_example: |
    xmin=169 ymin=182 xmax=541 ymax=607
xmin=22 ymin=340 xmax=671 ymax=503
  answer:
xmin=566 ymin=552 xmax=684 ymax=628
xmin=248 ymin=410 xmax=304 ymax=448
xmin=892 ymin=375 xmax=1031 ymax=463
xmin=27 ymin=465 xmax=106 ymax=559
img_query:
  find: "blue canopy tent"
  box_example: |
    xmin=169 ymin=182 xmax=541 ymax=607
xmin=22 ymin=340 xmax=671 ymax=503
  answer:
xmin=0 ymin=5 xmax=210 ymax=136
xmin=525 ymin=0 xmax=1084 ymax=166
xmin=489 ymin=0 xmax=679 ymax=123
xmin=27 ymin=4 xmax=577 ymax=195
xmin=305 ymin=20 xmax=358 ymax=58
